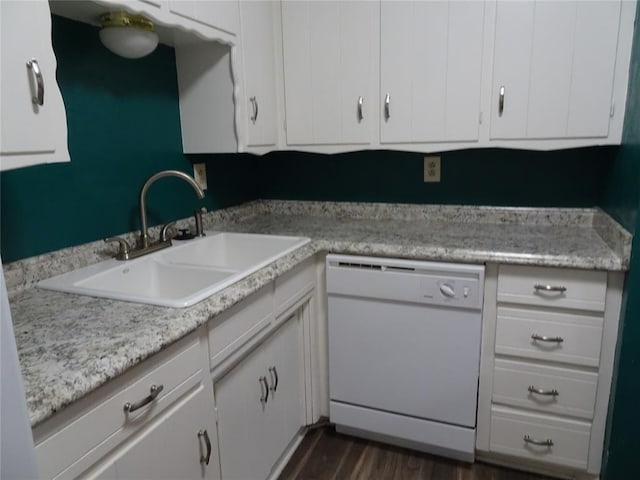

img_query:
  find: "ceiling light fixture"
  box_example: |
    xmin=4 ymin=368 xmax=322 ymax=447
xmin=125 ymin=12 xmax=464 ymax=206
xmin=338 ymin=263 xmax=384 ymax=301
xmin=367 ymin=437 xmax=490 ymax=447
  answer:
xmin=99 ymin=12 xmax=159 ymax=59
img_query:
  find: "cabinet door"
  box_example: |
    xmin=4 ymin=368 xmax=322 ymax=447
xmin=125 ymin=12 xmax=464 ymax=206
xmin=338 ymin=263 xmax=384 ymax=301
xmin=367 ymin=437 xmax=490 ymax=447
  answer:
xmin=490 ymin=0 xmax=621 ymax=140
xmin=215 ymin=338 xmax=274 ymax=480
xmin=0 ymin=0 xmax=69 ymax=170
xmin=281 ymin=1 xmax=377 ymax=146
xmin=240 ymin=1 xmax=278 ymax=148
xmin=111 ymin=386 xmax=219 ymax=480
xmin=215 ymin=315 xmax=304 ymax=480
xmin=380 ymin=1 xmax=484 ymax=144
xmin=270 ymin=314 xmax=304 ymax=451
xmin=169 ymin=0 xmax=239 ymax=35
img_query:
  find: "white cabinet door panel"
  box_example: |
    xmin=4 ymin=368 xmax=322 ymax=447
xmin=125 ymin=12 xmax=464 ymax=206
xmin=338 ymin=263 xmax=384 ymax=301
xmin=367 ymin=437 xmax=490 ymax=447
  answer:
xmin=567 ymin=1 xmax=620 ymax=137
xmin=527 ymin=1 xmax=576 ymax=139
xmin=490 ymin=1 xmax=535 ymax=139
xmin=240 ymin=1 xmax=278 ymax=147
xmin=282 ymin=1 xmax=376 ymax=146
xmin=0 ymin=0 xmax=69 ymax=170
xmin=169 ymin=0 xmax=238 ymax=35
xmin=490 ymin=0 xmax=621 ymax=140
xmin=380 ymin=1 xmax=484 ymax=144
xmin=113 ymin=387 xmax=219 ymax=480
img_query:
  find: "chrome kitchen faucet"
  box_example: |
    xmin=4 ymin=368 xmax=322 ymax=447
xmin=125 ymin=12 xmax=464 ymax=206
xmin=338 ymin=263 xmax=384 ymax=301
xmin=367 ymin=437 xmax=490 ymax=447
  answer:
xmin=105 ymin=170 xmax=205 ymax=260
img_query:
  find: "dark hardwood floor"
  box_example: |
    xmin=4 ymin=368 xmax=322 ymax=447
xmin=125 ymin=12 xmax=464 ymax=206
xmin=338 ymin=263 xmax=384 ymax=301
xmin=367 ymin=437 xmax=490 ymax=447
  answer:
xmin=279 ymin=426 xmax=558 ymax=480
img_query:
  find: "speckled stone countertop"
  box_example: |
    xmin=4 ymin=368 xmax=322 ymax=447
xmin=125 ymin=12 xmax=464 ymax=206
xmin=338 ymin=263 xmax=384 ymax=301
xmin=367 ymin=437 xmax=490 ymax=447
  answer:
xmin=5 ymin=200 xmax=632 ymax=428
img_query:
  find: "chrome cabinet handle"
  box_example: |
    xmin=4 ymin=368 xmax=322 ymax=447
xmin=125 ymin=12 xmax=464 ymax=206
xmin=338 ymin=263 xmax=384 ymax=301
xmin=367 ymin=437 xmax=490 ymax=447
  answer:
xmin=198 ymin=429 xmax=212 ymax=465
xmin=268 ymin=366 xmax=279 ymax=392
xmin=123 ymin=384 xmax=164 ymax=413
xmin=259 ymin=376 xmax=269 ymax=403
xmin=534 ymin=284 xmax=567 ymax=293
xmin=531 ymin=333 xmax=564 ymax=343
xmin=498 ymin=85 xmax=505 ymax=116
xmin=384 ymin=93 xmax=390 ymax=120
xmin=524 ymin=435 xmax=554 ymax=447
xmin=27 ymin=59 xmax=44 ymax=106
xmin=250 ymin=96 xmax=258 ymax=124
xmin=357 ymin=96 xmax=364 ymax=122
xmin=528 ymin=385 xmax=559 ymax=397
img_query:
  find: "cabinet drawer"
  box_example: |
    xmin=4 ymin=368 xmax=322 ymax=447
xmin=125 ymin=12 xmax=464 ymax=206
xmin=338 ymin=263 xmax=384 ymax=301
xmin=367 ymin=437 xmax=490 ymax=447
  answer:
xmin=209 ymin=286 xmax=273 ymax=369
xmin=493 ymin=359 xmax=598 ymax=419
xmin=495 ymin=306 xmax=603 ymax=367
xmin=490 ymin=406 xmax=591 ymax=470
xmin=274 ymin=257 xmax=315 ymax=316
xmin=36 ymin=336 xmax=202 ymax=479
xmin=498 ymin=265 xmax=606 ymax=312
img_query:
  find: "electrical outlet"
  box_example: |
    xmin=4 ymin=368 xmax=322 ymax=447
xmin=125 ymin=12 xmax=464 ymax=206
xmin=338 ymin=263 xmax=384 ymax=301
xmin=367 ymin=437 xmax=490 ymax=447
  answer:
xmin=193 ymin=163 xmax=207 ymax=191
xmin=424 ymin=156 xmax=441 ymax=183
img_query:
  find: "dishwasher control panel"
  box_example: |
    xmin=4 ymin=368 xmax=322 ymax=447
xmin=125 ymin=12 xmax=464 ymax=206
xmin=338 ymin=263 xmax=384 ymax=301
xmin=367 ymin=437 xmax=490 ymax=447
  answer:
xmin=326 ymin=254 xmax=484 ymax=310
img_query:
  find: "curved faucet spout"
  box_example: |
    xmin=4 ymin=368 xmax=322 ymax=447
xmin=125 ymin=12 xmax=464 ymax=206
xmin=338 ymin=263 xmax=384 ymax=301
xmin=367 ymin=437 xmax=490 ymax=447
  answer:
xmin=139 ymin=170 xmax=205 ymax=248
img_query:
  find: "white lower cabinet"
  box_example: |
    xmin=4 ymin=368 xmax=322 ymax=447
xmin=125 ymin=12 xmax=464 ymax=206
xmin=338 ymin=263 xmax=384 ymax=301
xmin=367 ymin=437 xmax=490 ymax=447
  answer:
xmin=34 ymin=257 xmax=317 ymax=480
xmin=215 ymin=313 xmax=304 ymax=480
xmin=476 ymin=264 xmax=624 ymax=477
xmin=102 ymin=386 xmax=219 ymax=480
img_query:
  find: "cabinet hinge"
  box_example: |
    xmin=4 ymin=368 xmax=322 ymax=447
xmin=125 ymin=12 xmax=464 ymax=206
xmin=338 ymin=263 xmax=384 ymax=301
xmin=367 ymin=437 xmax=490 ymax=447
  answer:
xmin=479 ymin=111 xmax=483 ymax=124
xmin=610 ymin=102 xmax=615 ymax=118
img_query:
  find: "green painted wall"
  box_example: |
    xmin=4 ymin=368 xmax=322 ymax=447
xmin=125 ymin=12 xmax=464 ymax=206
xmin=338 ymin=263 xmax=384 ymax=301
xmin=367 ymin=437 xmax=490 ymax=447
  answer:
xmin=601 ymin=4 xmax=640 ymax=478
xmin=260 ymin=147 xmax=615 ymax=207
xmin=0 ymin=16 xmax=258 ymax=263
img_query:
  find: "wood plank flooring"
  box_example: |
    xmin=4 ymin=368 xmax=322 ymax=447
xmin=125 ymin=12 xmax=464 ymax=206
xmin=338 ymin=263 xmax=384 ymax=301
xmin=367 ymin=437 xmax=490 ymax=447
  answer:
xmin=279 ymin=426 xmax=558 ymax=480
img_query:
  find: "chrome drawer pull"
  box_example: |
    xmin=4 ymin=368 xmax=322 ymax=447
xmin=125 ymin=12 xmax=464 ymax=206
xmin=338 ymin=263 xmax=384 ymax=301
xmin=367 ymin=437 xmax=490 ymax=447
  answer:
xmin=531 ymin=333 xmax=564 ymax=343
xmin=198 ymin=429 xmax=212 ymax=465
xmin=498 ymin=85 xmax=505 ymax=115
xmin=259 ymin=376 xmax=269 ymax=403
xmin=528 ymin=385 xmax=559 ymax=397
xmin=123 ymin=384 xmax=164 ymax=413
xmin=357 ymin=96 xmax=364 ymax=121
xmin=534 ymin=284 xmax=567 ymax=293
xmin=524 ymin=435 xmax=554 ymax=447
xmin=268 ymin=366 xmax=279 ymax=392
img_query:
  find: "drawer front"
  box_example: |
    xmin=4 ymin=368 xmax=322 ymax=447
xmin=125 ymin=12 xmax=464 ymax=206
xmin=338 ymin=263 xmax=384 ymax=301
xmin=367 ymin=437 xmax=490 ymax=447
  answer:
xmin=209 ymin=286 xmax=273 ymax=369
xmin=493 ymin=359 xmax=598 ymax=419
xmin=274 ymin=257 xmax=315 ymax=316
xmin=498 ymin=265 xmax=606 ymax=312
xmin=495 ymin=306 xmax=603 ymax=367
xmin=36 ymin=336 xmax=202 ymax=478
xmin=490 ymin=406 xmax=591 ymax=470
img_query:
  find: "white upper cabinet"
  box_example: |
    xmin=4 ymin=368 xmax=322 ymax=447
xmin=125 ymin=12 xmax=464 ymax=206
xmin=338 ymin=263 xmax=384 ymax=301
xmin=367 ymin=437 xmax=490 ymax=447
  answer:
xmin=380 ymin=1 xmax=484 ymax=144
xmin=168 ymin=0 xmax=239 ymax=36
xmin=239 ymin=1 xmax=279 ymax=150
xmin=0 ymin=0 xmax=69 ymax=171
xmin=490 ymin=0 xmax=623 ymax=141
xmin=281 ymin=0 xmax=378 ymax=146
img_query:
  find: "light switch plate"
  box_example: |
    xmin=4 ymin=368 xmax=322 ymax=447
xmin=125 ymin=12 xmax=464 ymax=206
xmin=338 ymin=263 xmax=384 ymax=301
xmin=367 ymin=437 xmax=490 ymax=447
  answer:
xmin=193 ymin=163 xmax=208 ymax=190
xmin=424 ymin=156 xmax=441 ymax=183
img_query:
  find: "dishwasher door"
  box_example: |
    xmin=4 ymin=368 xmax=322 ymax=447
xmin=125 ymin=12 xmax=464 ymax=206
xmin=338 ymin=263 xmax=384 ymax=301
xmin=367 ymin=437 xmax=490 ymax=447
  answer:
xmin=327 ymin=255 xmax=484 ymax=429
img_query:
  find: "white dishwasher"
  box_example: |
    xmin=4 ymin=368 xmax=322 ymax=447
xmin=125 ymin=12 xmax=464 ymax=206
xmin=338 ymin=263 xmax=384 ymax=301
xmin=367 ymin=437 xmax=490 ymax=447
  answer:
xmin=327 ymin=254 xmax=484 ymax=462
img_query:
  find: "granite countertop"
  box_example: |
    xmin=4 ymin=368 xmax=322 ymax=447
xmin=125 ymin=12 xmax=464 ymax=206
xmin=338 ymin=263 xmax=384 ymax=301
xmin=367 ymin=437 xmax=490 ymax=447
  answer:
xmin=6 ymin=201 xmax=632 ymax=428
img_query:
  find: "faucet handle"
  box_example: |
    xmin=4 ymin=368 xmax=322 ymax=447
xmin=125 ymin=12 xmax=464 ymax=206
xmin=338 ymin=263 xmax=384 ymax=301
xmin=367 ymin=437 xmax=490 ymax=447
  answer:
xmin=160 ymin=222 xmax=177 ymax=243
xmin=105 ymin=237 xmax=131 ymax=260
xmin=194 ymin=207 xmax=206 ymax=237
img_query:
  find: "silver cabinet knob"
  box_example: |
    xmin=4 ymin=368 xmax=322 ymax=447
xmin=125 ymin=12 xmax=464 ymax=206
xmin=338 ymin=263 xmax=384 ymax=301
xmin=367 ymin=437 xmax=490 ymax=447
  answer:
xmin=357 ymin=96 xmax=364 ymax=122
xmin=498 ymin=85 xmax=505 ymax=116
xmin=384 ymin=93 xmax=390 ymax=120
xmin=250 ymin=96 xmax=258 ymax=124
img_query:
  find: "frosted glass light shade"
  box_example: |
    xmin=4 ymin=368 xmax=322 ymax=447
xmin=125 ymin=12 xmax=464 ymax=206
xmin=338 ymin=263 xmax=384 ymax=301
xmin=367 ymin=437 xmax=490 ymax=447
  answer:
xmin=99 ymin=27 xmax=159 ymax=59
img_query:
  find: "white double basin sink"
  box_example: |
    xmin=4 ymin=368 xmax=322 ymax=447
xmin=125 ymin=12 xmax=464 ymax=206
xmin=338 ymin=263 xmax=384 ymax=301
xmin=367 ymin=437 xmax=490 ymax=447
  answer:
xmin=38 ymin=232 xmax=310 ymax=308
